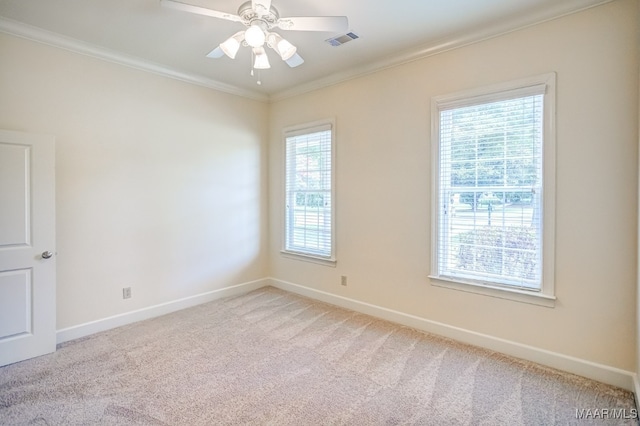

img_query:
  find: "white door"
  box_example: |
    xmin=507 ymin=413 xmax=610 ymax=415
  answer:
xmin=0 ymin=129 xmax=56 ymax=366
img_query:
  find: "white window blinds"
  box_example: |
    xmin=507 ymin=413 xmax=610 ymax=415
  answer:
xmin=436 ymin=87 xmax=545 ymax=290
xmin=284 ymin=124 xmax=334 ymax=259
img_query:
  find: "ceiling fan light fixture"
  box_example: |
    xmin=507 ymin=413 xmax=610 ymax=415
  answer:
xmin=219 ymin=31 xmax=245 ymax=59
xmin=162 ymin=0 xmax=348 ymax=76
xmin=253 ymin=47 xmax=271 ymax=69
xmin=245 ymin=24 xmax=266 ymax=48
xmin=267 ymin=32 xmax=296 ymax=61
xmin=276 ymin=38 xmax=296 ymax=61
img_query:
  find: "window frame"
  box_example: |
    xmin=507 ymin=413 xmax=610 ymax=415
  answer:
xmin=281 ymin=119 xmax=336 ymax=266
xmin=430 ymin=73 xmax=556 ymax=307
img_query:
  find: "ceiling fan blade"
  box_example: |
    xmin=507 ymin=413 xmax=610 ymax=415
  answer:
xmin=206 ymin=46 xmax=225 ymax=59
xmin=277 ymin=16 xmax=348 ymax=32
xmin=160 ymin=0 xmax=243 ymax=23
xmin=252 ymin=0 xmax=272 ymax=15
xmin=285 ymin=53 xmax=304 ymax=68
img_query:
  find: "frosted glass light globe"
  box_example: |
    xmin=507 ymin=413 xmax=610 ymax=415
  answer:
xmin=245 ymin=25 xmax=266 ymax=48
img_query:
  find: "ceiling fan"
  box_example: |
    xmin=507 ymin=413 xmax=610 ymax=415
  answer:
xmin=161 ymin=0 xmax=349 ymax=71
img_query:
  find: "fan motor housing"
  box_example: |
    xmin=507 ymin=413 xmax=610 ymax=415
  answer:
xmin=237 ymin=1 xmax=279 ymax=28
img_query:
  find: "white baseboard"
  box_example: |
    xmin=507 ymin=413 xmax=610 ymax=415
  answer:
xmin=56 ymin=276 xmax=637 ymax=395
xmin=268 ymin=277 xmax=636 ymax=393
xmin=56 ymin=279 xmax=268 ymax=344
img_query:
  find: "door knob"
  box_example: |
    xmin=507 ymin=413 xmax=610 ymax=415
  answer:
xmin=41 ymin=251 xmax=53 ymax=259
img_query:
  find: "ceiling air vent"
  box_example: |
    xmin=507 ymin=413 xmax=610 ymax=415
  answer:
xmin=325 ymin=32 xmax=359 ymax=47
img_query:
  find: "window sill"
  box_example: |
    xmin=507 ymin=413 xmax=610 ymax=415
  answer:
xmin=429 ymin=275 xmax=555 ymax=308
xmin=280 ymin=250 xmax=337 ymax=267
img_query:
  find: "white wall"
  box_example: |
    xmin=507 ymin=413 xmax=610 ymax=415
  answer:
xmin=269 ymin=0 xmax=639 ymax=371
xmin=0 ymin=33 xmax=269 ymax=329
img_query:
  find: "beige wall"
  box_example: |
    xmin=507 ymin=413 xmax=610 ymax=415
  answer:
xmin=0 ymin=34 xmax=269 ymax=329
xmin=269 ymin=0 xmax=639 ymax=370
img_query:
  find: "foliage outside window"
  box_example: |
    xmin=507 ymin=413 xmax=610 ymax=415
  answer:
xmin=431 ymin=74 xmax=556 ymax=302
xmin=283 ymin=121 xmax=335 ymax=262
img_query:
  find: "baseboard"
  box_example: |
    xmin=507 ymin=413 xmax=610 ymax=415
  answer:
xmin=55 ymin=276 xmax=637 ymax=395
xmin=268 ymin=277 xmax=636 ymax=393
xmin=56 ymin=278 xmax=268 ymax=344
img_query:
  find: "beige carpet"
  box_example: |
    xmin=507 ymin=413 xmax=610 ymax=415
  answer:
xmin=0 ymin=286 xmax=636 ymax=425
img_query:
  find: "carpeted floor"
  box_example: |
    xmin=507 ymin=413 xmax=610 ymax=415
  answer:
xmin=0 ymin=286 xmax=637 ymax=425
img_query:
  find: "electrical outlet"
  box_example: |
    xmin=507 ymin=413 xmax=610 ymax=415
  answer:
xmin=341 ymin=276 xmax=347 ymax=286
xmin=122 ymin=287 xmax=132 ymax=299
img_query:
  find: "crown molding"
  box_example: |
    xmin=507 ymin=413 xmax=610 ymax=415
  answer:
xmin=0 ymin=17 xmax=269 ymax=102
xmin=269 ymin=0 xmax=614 ymax=102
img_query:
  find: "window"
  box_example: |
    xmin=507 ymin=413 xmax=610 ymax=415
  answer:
xmin=431 ymin=74 xmax=556 ymax=305
xmin=283 ymin=120 xmax=335 ymax=263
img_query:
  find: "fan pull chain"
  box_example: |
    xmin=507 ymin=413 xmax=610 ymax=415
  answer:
xmin=249 ymin=50 xmax=261 ymax=85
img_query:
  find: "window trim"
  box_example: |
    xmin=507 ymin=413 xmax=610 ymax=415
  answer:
xmin=429 ymin=73 xmax=556 ymax=307
xmin=281 ymin=118 xmax=336 ymax=266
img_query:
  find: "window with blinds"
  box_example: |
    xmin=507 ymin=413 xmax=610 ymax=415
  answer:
xmin=432 ymin=75 xmax=555 ymax=298
xmin=284 ymin=122 xmax=334 ymax=261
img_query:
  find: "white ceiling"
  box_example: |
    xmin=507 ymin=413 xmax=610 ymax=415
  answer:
xmin=0 ymin=0 xmax=610 ymax=100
